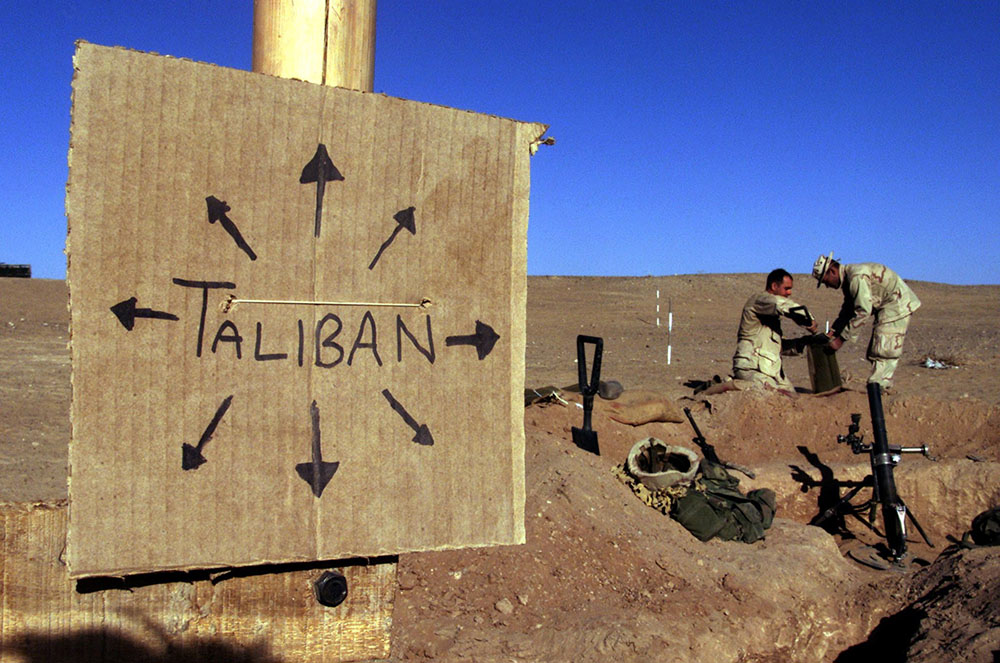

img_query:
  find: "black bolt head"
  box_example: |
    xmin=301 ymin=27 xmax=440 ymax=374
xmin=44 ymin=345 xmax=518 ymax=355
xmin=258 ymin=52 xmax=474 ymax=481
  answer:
xmin=314 ymin=571 xmax=348 ymax=608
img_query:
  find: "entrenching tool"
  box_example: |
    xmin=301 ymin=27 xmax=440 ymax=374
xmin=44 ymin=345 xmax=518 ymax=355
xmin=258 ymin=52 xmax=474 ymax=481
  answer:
xmin=571 ymin=335 xmax=602 ymax=455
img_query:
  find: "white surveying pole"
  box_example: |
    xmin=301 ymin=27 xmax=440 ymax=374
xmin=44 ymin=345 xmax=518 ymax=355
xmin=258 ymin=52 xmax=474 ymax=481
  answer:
xmin=667 ymin=299 xmax=673 ymax=365
xmin=657 ymin=289 xmax=673 ymax=365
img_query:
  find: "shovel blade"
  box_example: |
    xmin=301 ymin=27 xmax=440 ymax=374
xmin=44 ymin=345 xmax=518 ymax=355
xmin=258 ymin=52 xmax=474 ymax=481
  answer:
xmin=572 ymin=427 xmax=600 ymax=455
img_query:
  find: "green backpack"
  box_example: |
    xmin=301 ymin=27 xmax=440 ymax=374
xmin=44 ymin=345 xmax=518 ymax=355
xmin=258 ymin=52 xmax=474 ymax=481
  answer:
xmin=670 ymin=462 xmax=776 ymax=544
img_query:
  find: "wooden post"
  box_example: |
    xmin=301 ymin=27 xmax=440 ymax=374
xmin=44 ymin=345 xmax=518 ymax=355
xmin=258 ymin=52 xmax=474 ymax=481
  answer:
xmin=250 ymin=3 xmax=396 ymax=660
xmin=252 ymin=0 xmax=377 ymax=91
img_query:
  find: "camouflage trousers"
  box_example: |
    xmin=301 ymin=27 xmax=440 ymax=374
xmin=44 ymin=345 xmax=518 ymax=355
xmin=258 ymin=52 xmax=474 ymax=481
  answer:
xmin=733 ymin=366 xmax=794 ymax=391
xmin=866 ymin=314 xmax=912 ymax=388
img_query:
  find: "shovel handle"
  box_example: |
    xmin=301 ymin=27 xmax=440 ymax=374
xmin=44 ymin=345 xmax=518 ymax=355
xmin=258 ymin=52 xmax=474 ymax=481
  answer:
xmin=576 ymin=335 xmax=603 ymax=396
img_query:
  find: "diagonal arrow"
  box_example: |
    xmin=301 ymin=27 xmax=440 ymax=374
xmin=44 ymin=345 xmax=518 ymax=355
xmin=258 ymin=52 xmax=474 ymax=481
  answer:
xmin=206 ymin=196 xmax=257 ymax=260
xmin=182 ymin=394 xmax=233 ymax=471
xmin=110 ymin=297 xmax=179 ymax=331
xmin=295 ymin=400 xmax=340 ymax=498
xmin=445 ymin=320 xmax=500 ymax=360
xmin=299 ymin=143 xmax=344 ymax=238
xmin=381 ymin=389 xmax=434 ymax=446
xmin=368 ymin=206 xmax=416 ymax=270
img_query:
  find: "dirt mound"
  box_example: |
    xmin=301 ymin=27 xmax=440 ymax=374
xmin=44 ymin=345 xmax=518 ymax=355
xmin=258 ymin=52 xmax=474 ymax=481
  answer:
xmin=838 ymin=546 xmax=1000 ymax=662
xmin=393 ymin=391 xmax=1000 ymax=661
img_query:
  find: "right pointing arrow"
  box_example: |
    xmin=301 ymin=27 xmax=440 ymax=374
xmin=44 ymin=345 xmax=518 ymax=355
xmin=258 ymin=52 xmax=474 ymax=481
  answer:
xmin=445 ymin=320 xmax=500 ymax=360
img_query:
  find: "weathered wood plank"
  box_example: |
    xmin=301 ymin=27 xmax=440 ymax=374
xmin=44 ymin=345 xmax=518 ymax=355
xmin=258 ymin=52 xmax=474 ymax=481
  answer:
xmin=0 ymin=501 xmax=394 ymax=662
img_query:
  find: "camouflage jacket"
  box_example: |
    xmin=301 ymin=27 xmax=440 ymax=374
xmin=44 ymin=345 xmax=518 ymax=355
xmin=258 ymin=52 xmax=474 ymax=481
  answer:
xmin=733 ymin=292 xmax=813 ymax=378
xmin=832 ymin=263 xmax=921 ymax=344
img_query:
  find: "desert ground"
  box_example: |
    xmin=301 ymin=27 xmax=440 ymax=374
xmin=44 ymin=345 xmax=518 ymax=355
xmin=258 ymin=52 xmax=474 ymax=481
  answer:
xmin=2 ymin=274 xmax=998 ymax=662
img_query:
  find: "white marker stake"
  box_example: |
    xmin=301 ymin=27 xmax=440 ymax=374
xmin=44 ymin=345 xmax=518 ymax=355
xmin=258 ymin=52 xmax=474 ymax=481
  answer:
xmin=667 ymin=300 xmax=673 ymax=365
xmin=656 ymin=289 xmax=660 ymax=327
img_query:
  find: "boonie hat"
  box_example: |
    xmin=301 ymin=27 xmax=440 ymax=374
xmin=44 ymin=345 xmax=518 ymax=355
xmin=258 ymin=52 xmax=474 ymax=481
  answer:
xmin=812 ymin=252 xmax=835 ymax=287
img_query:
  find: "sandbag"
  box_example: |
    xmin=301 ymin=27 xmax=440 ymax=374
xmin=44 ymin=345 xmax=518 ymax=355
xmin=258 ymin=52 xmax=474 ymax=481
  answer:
xmin=606 ymin=389 xmax=685 ymax=425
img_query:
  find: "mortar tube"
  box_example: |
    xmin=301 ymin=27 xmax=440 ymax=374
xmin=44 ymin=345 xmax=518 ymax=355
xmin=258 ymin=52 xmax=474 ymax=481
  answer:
xmin=867 ymin=383 xmax=907 ymax=558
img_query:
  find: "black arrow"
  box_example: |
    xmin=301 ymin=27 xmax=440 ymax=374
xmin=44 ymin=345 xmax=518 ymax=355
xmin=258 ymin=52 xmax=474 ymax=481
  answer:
xmin=182 ymin=394 xmax=233 ymax=471
xmin=206 ymin=196 xmax=257 ymax=260
xmin=110 ymin=297 xmax=179 ymax=331
xmin=381 ymin=389 xmax=434 ymax=446
xmin=368 ymin=206 xmax=416 ymax=270
xmin=295 ymin=400 xmax=340 ymax=498
xmin=445 ymin=320 xmax=500 ymax=360
xmin=299 ymin=143 xmax=344 ymax=238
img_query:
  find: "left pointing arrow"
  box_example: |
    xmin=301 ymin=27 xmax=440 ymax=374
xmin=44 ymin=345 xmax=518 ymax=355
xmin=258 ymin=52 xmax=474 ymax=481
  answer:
xmin=206 ymin=196 xmax=257 ymax=260
xmin=110 ymin=297 xmax=179 ymax=331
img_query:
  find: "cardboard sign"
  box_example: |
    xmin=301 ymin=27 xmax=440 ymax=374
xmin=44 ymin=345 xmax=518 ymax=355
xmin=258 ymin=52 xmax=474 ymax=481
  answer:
xmin=66 ymin=43 xmax=546 ymax=577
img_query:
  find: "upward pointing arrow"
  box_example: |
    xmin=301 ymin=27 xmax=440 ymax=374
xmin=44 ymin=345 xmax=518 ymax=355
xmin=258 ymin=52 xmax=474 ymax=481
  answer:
xmin=299 ymin=144 xmax=344 ymax=238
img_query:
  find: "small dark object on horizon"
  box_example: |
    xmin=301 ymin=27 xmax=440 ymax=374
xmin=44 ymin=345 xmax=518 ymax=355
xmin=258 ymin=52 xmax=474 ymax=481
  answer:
xmin=0 ymin=263 xmax=31 ymax=278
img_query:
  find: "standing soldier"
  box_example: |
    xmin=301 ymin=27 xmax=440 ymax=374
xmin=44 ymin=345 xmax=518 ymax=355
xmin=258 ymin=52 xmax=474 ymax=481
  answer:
xmin=733 ymin=269 xmax=818 ymax=390
xmin=812 ymin=253 xmax=921 ymax=389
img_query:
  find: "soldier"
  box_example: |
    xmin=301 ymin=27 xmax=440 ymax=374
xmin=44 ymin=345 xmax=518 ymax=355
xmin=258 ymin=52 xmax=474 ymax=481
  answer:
xmin=733 ymin=269 xmax=817 ymax=390
xmin=812 ymin=253 xmax=921 ymax=389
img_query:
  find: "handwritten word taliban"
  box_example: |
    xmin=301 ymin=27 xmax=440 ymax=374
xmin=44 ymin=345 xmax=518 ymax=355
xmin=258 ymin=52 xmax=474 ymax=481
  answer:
xmin=169 ymin=279 xmax=498 ymax=366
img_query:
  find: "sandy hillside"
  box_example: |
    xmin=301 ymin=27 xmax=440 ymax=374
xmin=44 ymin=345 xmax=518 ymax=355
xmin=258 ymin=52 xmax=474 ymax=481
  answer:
xmin=1 ymin=274 xmax=999 ymax=662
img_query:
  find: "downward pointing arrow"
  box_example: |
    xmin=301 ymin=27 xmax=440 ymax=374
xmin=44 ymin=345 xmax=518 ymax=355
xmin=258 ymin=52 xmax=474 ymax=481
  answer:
xmin=295 ymin=400 xmax=340 ymax=498
xmin=445 ymin=320 xmax=500 ymax=360
xmin=299 ymin=144 xmax=344 ymax=238
xmin=110 ymin=297 xmax=179 ymax=331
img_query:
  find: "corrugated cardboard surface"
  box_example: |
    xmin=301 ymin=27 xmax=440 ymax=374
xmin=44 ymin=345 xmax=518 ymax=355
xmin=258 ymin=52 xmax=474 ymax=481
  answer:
xmin=66 ymin=43 xmax=545 ymax=577
xmin=0 ymin=501 xmax=394 ymax=662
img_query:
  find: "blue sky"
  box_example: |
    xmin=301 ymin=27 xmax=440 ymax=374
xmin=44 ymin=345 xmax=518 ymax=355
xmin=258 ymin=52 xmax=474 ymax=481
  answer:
xmin=2 ymin=1 xmax=998 ymax=284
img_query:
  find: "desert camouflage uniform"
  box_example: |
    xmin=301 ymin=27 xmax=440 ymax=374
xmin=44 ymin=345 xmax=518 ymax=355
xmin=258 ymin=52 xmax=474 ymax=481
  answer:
xmin=831 ymin=263 xmax=921 ymax=388
xmin=733 ymin=292 xmax=813 ymax=390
